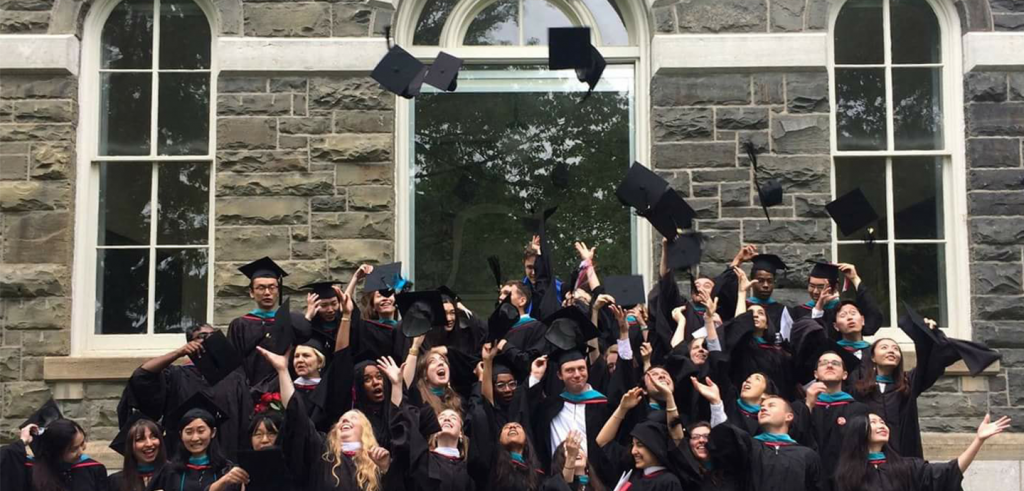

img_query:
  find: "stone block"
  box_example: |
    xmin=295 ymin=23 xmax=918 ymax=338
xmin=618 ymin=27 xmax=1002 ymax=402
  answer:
xmin=963 ymin=461 xmax=1021 ymax=491
xmin=0 ymin=12 xmax=49 ymax=34
xmin=688 ymin=197 xmax=720 ymax=219
xmin=806 ymin=0 xmax=828 ymax=29
xmin=968 ymin=103 xmax=1024 ymax=136
xmin=269 ymin=78 xmax=307 ymax=93
xmin=651 ymin=74 xmax=750 ymax=106
xmin=716 ymin=107 xmax=769 ymax=130
xmin=971 ymin=216 xmax=1024 ymax=245
xmin=691 ymin=168 xmax=750 ymax=182
xmin=654 ymin=6 xmax=676 ymax=33
xmin=334 ymin=110 xmax=394 ymax=133
xmin=0 ymin=181 xmax=69 ymax=211
xmin=720 ymin=182 xmax=749 ymax=207
xmin=218 ymin=77 xmax=267 ymax=93
xmin=738 ymin=131 xmax=769 ymax=154
xmin=990 ymin=0 xmax=1024 ymax=13
xmin=310 ymin=77 xmax=393 ymax=111
xmin=700 ymin=231 xmax=740 ymax=263
xmin=279 ymin=117 xmax=332 ymax=135
xmin=1 ymin=382 xmax=51 ymax=418
xmin=312 ymin=134 xmax=392 ymax=163
xmin=2 ymin=211 xmax=69 ymax=263
xmin=698 ymin=219 xmax=741 ymax=231
xmin=975 ymin=320 xmax=1024 ymax=349
xmin=215 ymin=227 xmax=291 ymax=261
xmin=212 ymin=296 xmax=253 ymax=325
xmin=87 ymin=399 xmax=121 ymax=428
xmin=1 ymin=155 xmax=28 ymax=180
xmin=336 ymin=162 xmax=393 ymax=186
xmin=333 ymin=3 xmax=372 ymax=36
xmin=293 ymin=94 xmax=308 ymax=116
xmin=965 ymin=72 xmax=1008 ymax=102
xmin=654 ymin=170 xmax=690 ymax=194
xmin=0 ymin=75 xmax=75 ymax=99
xmin=966 ymin=138 xmax=1021 ymax=168
xmin=216 ymin=197 xmax=307 ymax=225
xmin=348 ymin=186 xmax=393 ymax=211
xmin=652 ymin=107 xmax=713 ymax=141
xmin=770 ymin=0 xmax=803 ymax=32
xmin=969 ymin=191 xmax=1024 ymax=216
xmin=217 ymin=150 xmax=308 ymax=173
xmin=217 ymin=94 xmax=291 ymax=116
xmin=312 ymin=212 xmax=393 ymax=240
xmin=0 ymin=348 xmax=19 ymax=382
xmin=753 ymin=74 xmax=784 ymax=105
xmin=0 ymin=123 xmax=74 ymax=142
xmin=216 ymin=172 xmax=335 ymax=196
xmin=970 ymin=169 xmax=1024 ymax=191
xmin=292 ymin=240 xmax=326 ymax=260
xmin=279 ymin=135 xmax=308 ymax=149
xmin=311 ymin=195 xmax=348 ymax=212
xmin=771 ymin=114 xmax=830 ymax=155
xmin=745 ymin=219 xmax=829 ymax=243
xmin=217 ymin=118 xmax=276 ymax=150
xmin=917 ymin=392 xmax=989 ymax=418
xmin=974 ymin=296 xmax=1024 ymax=321
xmin=1011 ymin=73 xmax=1024 ymax=100
xmin=21 ymin=356 xmax=42 ymax=380
xmin=972 ymin=245 xmax=1022 ymax=262
xmin=0 ymin=264 xmax=68 ymax=297
xmin=0 ymin=0 xmax=53 ymax=11
xmin=326 ymin=240 xmax=393 ymax=270
xmin=786 ymin=72 xmax=829 ymax=113
xmin=692 ymin=183 xmax=718 ymax=197
xmin=794 ymin=194 xmax=830 ymax=218
xmin=757 ymin=155 xmax=831 ymax=193
xmin=12 ymin=100 xmax=73 ymax=123
xmin=21 ymin=329 xmax=68 ymax=355
xmin=994 ymin=13 xmax=1024 ymax=30
xmin=653 ymin=142 xmax=736 ymax=169
xmin=961 ymin=376 xmax=989 ymax=392
xmin=676 ymin=0 xmax=766 ymax=33
xmin=244 ymin=3 xmax=331 ymax=37
xmin=84 ymin=382 xmax=128 ymax=400
xmin=30 ymin=142 xmax=72 ymax=179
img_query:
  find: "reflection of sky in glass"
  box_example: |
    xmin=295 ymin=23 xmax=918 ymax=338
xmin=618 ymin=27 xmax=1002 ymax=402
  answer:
xmin=581 ymin=0 xmax=629 ymax=45
xmin=523 ymin=0 xmax=572 ymax=45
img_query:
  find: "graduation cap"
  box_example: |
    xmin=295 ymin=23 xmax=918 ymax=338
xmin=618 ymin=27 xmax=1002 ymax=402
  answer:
xmin=299 ymin=328 xmax=333 ymax=356
xmin=109 ymin=411 xmax=158 ymax=457
xmin=616 ymin=162 xmax=669 ymax=215
xmin=238 ymin=257 xmax=287 ymax=281
xmin=551 ymin=163 xmax=571 ymax=190
xmin=454 ymin=174 xmax=475 ymax=202
xmin=520 ymin=206 xmax=559 ymax=234
xmin=666 ymin=232 xmax=703 ymax=270
xmin=188 ymin=330 xmax=243 ymax=387
xmin=300 ymin=281 xmax=340 ymax=300
xmin=543 ymin=305 xmax=599 ymax=352
xmin=826 ymin=188 xmax=880 ymax=237
xmin=548 ymin=27 xmax=605 ymax=101
xmin=745 ymin=141 xmax=783 ymax=222
xmin=263 ymin=298 xmax=295 ymax=355
xmin=424 ymin=51 xmax=462 ymax=92
xmin=363 ymin=262 xmax=404 ymax=293
xmin=371 ymin=45 xmax=427 ymax=99
xmin=165 ymin=391 xmax=229 ymax=431
xmin=811 ymin=339 xmax=862 ymax=374
xmin=899 ymin=302 xmax=1001 ymax=376
xmin=750 ymin=254 xmax=787 ymax=277
xmin=237 ymin=449 xmax=291 ymax=491
xmin=487 ymin=256 xmax=503 ymax=287
xmin=437 ymin=285 xmax=459 ymax=303
xmin=603 ymin=275 xmax=646 ymax=308
xmin=646 ymin=188 xmax=697 ymax=240
xmin=396 ymin=290 xmax=446 ymax=337
xmin=20 ymin=398 xmax=61 ymax=430
xmin=807 ymin=260 xmax=840 ymax=288
xmin=487 ymin=301 xmax=520 ymax=343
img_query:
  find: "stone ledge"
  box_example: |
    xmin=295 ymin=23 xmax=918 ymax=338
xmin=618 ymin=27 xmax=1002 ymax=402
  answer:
xmin=0 ymin=35 xmax=80 ymax=75
xmin=218 ymin=37 xmax=388 ymax=73
xmin=652 ymin=33 xmax=828 ymax=73
xmin=44 ymin=356 xmax=152 ymax=381
xmin=924 ymin=432 xmax=1024 ymax=461
xmin=903 ymin=351 xmax=1001 ymax=376
xmin=964 ymin=32 xmax=1024 ymax=72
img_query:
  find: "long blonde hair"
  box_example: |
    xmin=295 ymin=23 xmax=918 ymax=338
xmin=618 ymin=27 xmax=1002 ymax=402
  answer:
xmin=324 ymin=410 xmax=382 ymax=491
xmin=415 ymin=349 xmax=463 ymax=416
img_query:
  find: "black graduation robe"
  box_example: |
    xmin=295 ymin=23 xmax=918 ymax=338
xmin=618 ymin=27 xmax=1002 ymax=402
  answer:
xmin=279 ymin=395 xmax=360 ymax=490
xmin=708 ymin=424 xmax=824 ymax=491
xmin=389 ymin=402 xmax=488 ymax=491
xmin=806 ymin=397 xmax=869 ymax=484
xmin=0 ymin=442 xmax=111 ymax=491
xmin=147 ymin=460 xmax=233 ymax=491
xmin=855 ymin=457 xmax=963 ymax=491
xmin=127 ymin=364 xmax=253 ymax=462
xmin=350 ymin=305 xmax=403 ymax=361
xmin=728 ymin=334 xmax=797 ymax=402
xmin=294 ymin=314 xmax=340 ymax=364
xmin=227 ymin=310 xmax=309 ymax=387
xmin=108 ymin=466 xmax=158 ymax=491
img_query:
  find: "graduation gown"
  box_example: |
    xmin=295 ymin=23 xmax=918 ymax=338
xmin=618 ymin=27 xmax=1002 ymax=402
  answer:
xmin=390 ymin=402 xmax=487 ymax=491
xmin=708 ymin=424 xmax=824 ymax=491
xmin=128 ymin=365 xmax=253 ymax=462
xmin=227 ymin=310 xmax=308 ymax=386
xmin=147 ymin=460 xmax=233 ymax=491
xmin=279 ymin=396 xmax=360 ymax=490
xmin=1 ymin=442 xmax=110 ymax=491
xmin=351 ymin=305 xmax=403 ymax=361
xmin=526 ymin=382 xmax=616 ymax=486
xmin=293 ymin=315 xmax=340 ymax=364
xmin=806 ymin=396 xmax=869 ymax=481
xmin=108 ymin=467 xmax=158 ymax=491
xmin=856 ymin=457 xmax=963 ymax=491
xmin=728 ymin=332 xmax=797 ymax=401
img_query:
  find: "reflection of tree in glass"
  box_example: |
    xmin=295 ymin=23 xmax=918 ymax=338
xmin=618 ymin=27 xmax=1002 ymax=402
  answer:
xmin=893 ymin=68 xmax=942 ymax=150
xmin=98 ymin=250 xmax=150 ymax=334
xmin=155 ymin=248 xmax=209 ymax=333
xmin=895 ymin=244 xmax=945 ymax=325
xmin=836 ymin=69 xmax=886 ymax=150
xmin=158 ymin=74 xmax=209 ymax=155
xmin=101 ymin=0 xmax=154 ymax=68
xmin=414 ymin=0 xmax=460 ymax=45
xmin=413 ymin=89 xmax=633 ymax=312
xmin=464 ymin=0 xmax=519 ymax=46
xmin=157 ymin=162 xmax=210 ymax=245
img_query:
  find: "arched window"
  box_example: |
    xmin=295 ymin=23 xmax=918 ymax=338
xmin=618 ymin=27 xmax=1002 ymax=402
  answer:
xmin=830 ymin=0 xmax=964 ymax=333
xmin=83 ymin=0 xmax=214 ymax=351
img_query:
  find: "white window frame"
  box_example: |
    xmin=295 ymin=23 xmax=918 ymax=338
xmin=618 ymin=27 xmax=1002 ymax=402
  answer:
xmin=827 ymin=0 xmax=971 ymax=342
xmin=71 ymin=0 xmax=218 ymax=356
xmin=392 ymin=0 xmax=653 ymax=286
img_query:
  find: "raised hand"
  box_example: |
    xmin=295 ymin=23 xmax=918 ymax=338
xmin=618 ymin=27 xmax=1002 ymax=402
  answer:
xmin=977 ymin=414 xmax=1012 ymax=441
xmin=690 ymin=376 xmax=721 ymax=405
xmin=924 ymin=317 xmax=938 ymax=331
xmin=369 ymin=446 xmax=392 ymax=470
xmin=704 ymin=296 xmax=719 ymax=319
xmin=377 ymin=356 xmax=402 ymax=385
xmin=19 ymin=424 xmax=38 ymax=445
xmin=815 ymin=286 xmax=839 ymax=310
xmin=531 ymin=355 xmax=548 ymax=380
xmin=735 ymin=267 xmax=758 ymax=292
xmin=481 ymin=342 xmax=499 ymax=362
xmin=564 ymin=429 xmax=583 ymax=463
xmin=640 ymin=342 xmax=652 ymax=366
xmin=531 ymin=235 xmax=542 ymax=254
xmin=257 ymin=346 xmax=291 ymax=373
xmin=805 ymin=381 xmax=827 ymax=407
xmin=732 ymin=244 xmax=758 ymax=266
xmin=305 ymin=292 xmax=321 ymax=321
xmin=355 ymin=264 xmax=373 ymax=280
xmin=620 ymin=386 xmax=645 ymax=410
xmin=671 ymin=305 xmax=687 ymax=324
xmin=837 ymin=263 xmax=861 ymax=288
xmin=609 ymin=305 xmax=628 ymax=336
xmin=594 ymin=294 xmax=616 ymax=310
xmin=574 ymin=242 xmax=597 ymax=262
xmin=647 ymin=372 xmax=673 ymax=398
xmin=178 ymin=338 xmax=205 ymax=358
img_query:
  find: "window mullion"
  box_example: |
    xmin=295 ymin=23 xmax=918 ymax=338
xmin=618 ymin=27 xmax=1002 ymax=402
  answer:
xmin=148 ymin=163 xmax=159 ymax=336
xmin=147 ymin=0 xmax=162 ymax=335
xmin=151 ymin=0 xmax=161 ymax=159
xmin=885 ymin=157 xmax=898 ymax=327
xmin=518 ymin=0 xmax=525 ymax=46
xmin=882 ymin=0 xmax=895 ymax=152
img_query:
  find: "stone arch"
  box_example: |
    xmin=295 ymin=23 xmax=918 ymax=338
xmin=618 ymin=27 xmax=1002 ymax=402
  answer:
xmin=49 ymin=0 xmax=241 ymax=36
xmin=954 ymin=0 xmax=992 ymax=32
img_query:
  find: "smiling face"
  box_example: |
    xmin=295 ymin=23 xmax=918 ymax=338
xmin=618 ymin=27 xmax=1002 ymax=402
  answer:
xmin=293 ymin=345 xmax=322 ymax=378
xmin=361 ymin=365 xmax=386 ymax=403
xmin=499 ymin=422 xmax=526 ymax=448
xmin=644 ymin=367 xmax=674 ymax=398
xmin=337 ymin=411 xmax=365 ymax=443
xmin=249 ymin=277 xmax=280 ymax=310
xmin=868 ymin=413 xmax=890 ymax=446
xmin=740 ymin=373 xmax=768 ymax=400
xmin=834 ymin=303 xmax=864 ymax=337
xmin=558 ymin=359 xmax=589 ymax=394
xmin=318 ymin=296 xmax=340 ymax=322
xmin=689 ymin=338 xmax=708 ymax=365
xmin=373 ymin=290 xmax=396 ymax=317
xmin=807 ymin=276 xmax=830 ymax=302
xmin=523 ymin=256 xmax=537 ymax=284
xmin=132 ymin=426 xmax=161 ymax=464
xmin=693 ymin=278 xmax=714 ymax=300
xmin=438 ymin=410 xmax=463 ymax=438
xmin=872 ymin=338 xmax=903 ymax=368
xmin=750 ymin=305 xmax=768 ymax=330
xmin=426 ymin=353 xmax=450 ymax=387
xmin=443 ymin=302 xmax=457 ymax=331
xmin=630 ymin=438 xmax=660 ymax=469
xmin=815 ymin=352 xmax=847 ymax=384
xmin=180 ymin=419 xmax=215 ymax=457
xmin=251 ymin=420 xmax=278 ymax=451
xmin=688 ymin=425 xmax=710 ymax=461
xmin=63 ymin=430 xmax=86 ymax=464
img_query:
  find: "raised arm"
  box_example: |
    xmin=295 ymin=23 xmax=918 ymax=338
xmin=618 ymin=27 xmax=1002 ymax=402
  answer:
xmin=336 ymin=287 xmax=353 ymax=352
xmin=596 ymin=387 xmax=643 ymax=447
xmin=647 ymin=372 xmax=683 ymax=443
xmin=344 ymin=264 xmax=373 ymax=308
xmin=669 ymin=306 xmax=688 ymax=348
xmin=402 ymin=335 xmax=425 ymax=389
xmin=378 ymin=356 xmax=403 ymax=406
xmin=140 ymin=339 xmax=201 ymax=373
xmin=958 ymin=414 xmax=1012 ymax=472
xmin=734 ymin=267 xmax=756 ymax=318
xmin=258 ymin=346 xmax=295 ymax=408
xmin=480 ymin=342 xmax=499 ymax=406
xmin=575 ymin=242 xmax=600 ymax=291
xmin=659 ymin=237 xmax=670 ymax=278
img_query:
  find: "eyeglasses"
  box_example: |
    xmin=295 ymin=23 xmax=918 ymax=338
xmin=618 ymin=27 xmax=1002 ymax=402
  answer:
xmin=818 ymin=360 xmax=844 ymax=368
xmin=253 ymin=285 xmax=279 ymax=293
xmin=689 ymin=434 xmax=709 ymax=442
xmin=807 ymin=283 xmax=830 ymax=292
xmin=495 ymin=381 xmax=518 ymax=390
xmin=253 ymin=430 xmax=278 ymax=440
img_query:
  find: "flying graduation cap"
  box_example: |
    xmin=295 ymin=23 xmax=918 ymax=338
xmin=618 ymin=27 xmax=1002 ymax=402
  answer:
xmin=826 ymin=188 xmax=880 ymax=238
xmin=363 ymin=262 xmax=406 ymax=293
xmin=371 ymin=28 xmax=462 ymax=99
xmin=487 ymin=301 xmax=520 ymax=342
xmin=603 ymin=275 xmax=646 ymax=308
xmin=237 ymin=449 xmax=292 ymax=491
xmin=617 ymin=162 xmax=696 ymax=241
xmin=900 ymin=302 xmax=1001 ymax=376
xmin=666 ymin=232 xmax=703 ymax=270
xmin=744 ymin=142 xmax=783 ymax=222
xmin=548 ymin=27 xmax=606 ymax=101
xmin=188 ymin=330 xmax=243 ymax=386
xmin=396 ymin=290 xmax=447 ymax=337
xmin=543 ymin=305 xmax=600 ymax=352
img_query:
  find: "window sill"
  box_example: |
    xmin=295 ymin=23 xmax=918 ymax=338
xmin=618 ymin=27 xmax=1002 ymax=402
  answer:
xmin=43 ymin=356 xmax=185 ymax=381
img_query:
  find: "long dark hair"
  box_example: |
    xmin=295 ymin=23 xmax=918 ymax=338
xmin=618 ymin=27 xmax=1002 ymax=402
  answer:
xmin=119 ymin=419 xmax=167 ymax=491
xmin=31 ymin=419 xmax=86 ymax=491
xmin=834 ymin=414 xmax=912 ymax=491
xmin=248 ymin=411 xmax=284 ymax=448
xmin=172 ymin=412 xmax=228 ymax=472
xmin=551 ymin=440 xmax=608 ymax=491
xmin=853 ymin=338 xmax=910 ymax=397
xmin=491 ymin=423 xmax=542 ymax=491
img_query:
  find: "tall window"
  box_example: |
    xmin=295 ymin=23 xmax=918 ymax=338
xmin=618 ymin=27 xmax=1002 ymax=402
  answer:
xmin=831 ymin=0 xmax=953 ymax=328
xmin=91 ymin=0 xmax=213 ymax=343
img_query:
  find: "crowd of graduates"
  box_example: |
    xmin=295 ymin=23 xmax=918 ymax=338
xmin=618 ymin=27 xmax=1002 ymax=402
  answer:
xmin=0 ymin=163 xmax=1012 ymax=491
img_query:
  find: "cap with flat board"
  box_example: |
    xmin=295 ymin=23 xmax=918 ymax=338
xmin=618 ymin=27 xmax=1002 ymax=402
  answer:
xmin=424 ymin=51 xmax=462 ymax=92
xmin=750 ymin=254 xmax=787 ymax=277
xmin=826 ymin=188 xmax=880 ymax=237
xmin=165 ymin=391 xmax=229 ymax=432
xmin=645 ymin=189 xmax=696 ymax=241
xmin=543 ymin=305 xmax=599 ymax=351
xmin=396 ymin=290 xmax=446 ymax=337
xmin=807 ymin=260 xmax=840 ymax=287
xmin=371 ymin=45 xmax=427 ymax=99
xmin=603 ymin=275 xmax=646 ymax=308
xmin=364 ymin=262 xmax=405 ymax=293
xmin=616 ymin=162 xmax=670 ymax=215
xmin=745 ymin=141 xmax=784 ymax=222
xmin=238 ymin=257 xmax=288 ymax=281
xmin=487 ymin=301 xmax=521 ymax=343
xmin=520 ymin=206 xmax=559 ymax=234
xmin=237 ymin=449 xmax=292 ymax=491
xmin=189 ymin=330 xmax=243 ymax=387
xmin=548 ymin=27 xmax=592 ymax=70
xmin=300 ymin=281 xmax=340 ymax=300
xmin=899 ymin=302 xmax=1001 ymax=376
xmin=109 ymin=411 xmax=158 ymax=457
xmin=665 ymin=232 xmax=703 ymax=270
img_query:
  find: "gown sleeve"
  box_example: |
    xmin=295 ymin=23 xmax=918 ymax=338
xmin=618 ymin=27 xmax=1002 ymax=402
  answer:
xmin=281 ymin=395 xmax=327 ymax=487
xmin=0 ymin=441 xmax=28 ymax=491
xmin=854 ymin=284 xmax=885 ymax=337
xmin=127 ymin=366 xmax=172 ymax=421
xmin=909 ymin=458 xmax=964 ymax=491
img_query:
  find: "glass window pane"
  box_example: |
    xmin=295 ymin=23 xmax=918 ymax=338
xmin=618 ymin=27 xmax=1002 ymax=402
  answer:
xmin=155 ymin=248 xmax=209 ymax=333
xmin=582 ymin=0 xmax=628 ymax=45
xmin=890 ymin=0 xmax=940 ymax=64
xmin=414 ymin=0 xmax=459 ymax=45
xmin=157 ymin=73 xmax=210 ymax=155
xmin=96 ymin=248 xmax=150 ymax=334
xmin=98 ymin=162 xmax=152 ymax=246
xmin=464 ymin=0 xmax=519 ymax=46
xmin=893 ymin=67 xmax=943 ymax=150
xmin=833 ymin=0 xmax=883 ymax=65
xmin=893 ymin=157 xmax=943 ymax=239
xmin=835 ymin=68 xmax=887 ymax=151
xmin=834 ymin=157 xmax=887 ymax=240
xmin=101 ymin=0 xmax=154 ymax=69
xmin=160 ymin=0 xmax=210 ymax=69
xmin=157 ymin=162 xmax=210 ymax=245
xmin=100 ymin=73 xmax=152 ymax=156
xmin=523 ymin=0 xmax=573 ymax=45
xmin=896 ymin=243 xmax=947 ymax=326
xmin=838 ymin=243 xmax=890 ymax=327
xmin=413 ymin=86 xmax=632 ymax=314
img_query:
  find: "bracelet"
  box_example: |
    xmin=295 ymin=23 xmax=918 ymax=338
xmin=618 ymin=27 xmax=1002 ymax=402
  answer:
xmin=408 ymin=347 xmax=419 ymax=357
xmin=666 ymin=406 xmax=678 ymax=412
xmin=341 ymin=316 xmax=351 ymax=322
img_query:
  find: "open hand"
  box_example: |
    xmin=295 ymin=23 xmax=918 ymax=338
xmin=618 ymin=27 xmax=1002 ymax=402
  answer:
xmin=257 ymin=346 xmax=291 ymax=373
xmin=575 ymin=242 xmax=597 ymax=263
xmin=690 ymin=376 xmax=722 ymax=405
xmin=369 ymin=446 xmax=392 ymax=470
xmin=305 ymin=292 xmax=321 ymax=321
xmin=377 ymin=356 xmax=402 ymax=385
xmin=977 ymin=414 xmax=1012 ymax=441
xmin=620 ymin=387 xmax=645 ymax=410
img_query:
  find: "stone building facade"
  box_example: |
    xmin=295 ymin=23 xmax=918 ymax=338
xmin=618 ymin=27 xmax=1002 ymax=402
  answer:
xmin=1 ymin=0 xmax=1023 ymax=487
